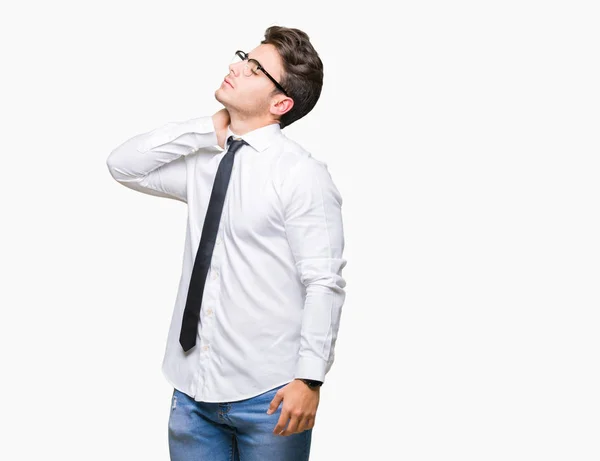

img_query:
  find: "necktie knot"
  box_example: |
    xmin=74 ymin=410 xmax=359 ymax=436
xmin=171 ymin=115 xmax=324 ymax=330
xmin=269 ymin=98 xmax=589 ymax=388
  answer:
xmin=227 ymin=135 xmax=248 ymax=151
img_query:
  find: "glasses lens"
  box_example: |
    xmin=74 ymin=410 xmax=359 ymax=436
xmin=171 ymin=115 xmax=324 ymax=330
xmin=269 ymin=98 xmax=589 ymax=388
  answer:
xmin=243 ymin=60 xmax=259 ymax=77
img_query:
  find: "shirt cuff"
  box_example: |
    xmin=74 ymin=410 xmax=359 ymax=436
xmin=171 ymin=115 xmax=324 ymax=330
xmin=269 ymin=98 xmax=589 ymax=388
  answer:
xmin=294 ymin=356 xmax=328 ymax=383
xmin=136 ymin=116 xmax=218 ymax=154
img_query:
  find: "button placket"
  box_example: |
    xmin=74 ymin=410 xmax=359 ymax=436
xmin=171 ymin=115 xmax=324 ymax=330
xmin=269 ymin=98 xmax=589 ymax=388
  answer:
xmin=179 ymin=136 xmax=245 ymax=354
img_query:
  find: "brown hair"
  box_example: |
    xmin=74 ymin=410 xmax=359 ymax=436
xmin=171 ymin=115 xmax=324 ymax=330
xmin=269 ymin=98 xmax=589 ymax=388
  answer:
xmin=261 ymin=26 xmax=324 ymax=129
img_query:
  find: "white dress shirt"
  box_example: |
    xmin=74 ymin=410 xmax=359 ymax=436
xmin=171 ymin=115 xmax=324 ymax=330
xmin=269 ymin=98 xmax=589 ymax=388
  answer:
xmin=106 ymin=116 xmax=347 ymax=402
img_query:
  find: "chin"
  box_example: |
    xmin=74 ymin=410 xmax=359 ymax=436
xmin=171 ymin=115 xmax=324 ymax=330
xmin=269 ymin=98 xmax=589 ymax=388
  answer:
xmin=214 ymin=89 xmax=226 ymax=103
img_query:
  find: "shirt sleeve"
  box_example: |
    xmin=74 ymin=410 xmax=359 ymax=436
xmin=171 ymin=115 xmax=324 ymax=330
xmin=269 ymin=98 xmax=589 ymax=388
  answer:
xmin=106 ymin=116 xmax=219 ymax=203
xmin=281 ymin=156 xmax=348 ymax=383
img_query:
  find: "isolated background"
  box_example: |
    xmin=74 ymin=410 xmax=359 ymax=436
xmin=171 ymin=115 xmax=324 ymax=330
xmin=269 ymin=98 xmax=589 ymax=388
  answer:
xmin=1 ymin=0 xmax=598 ymax=459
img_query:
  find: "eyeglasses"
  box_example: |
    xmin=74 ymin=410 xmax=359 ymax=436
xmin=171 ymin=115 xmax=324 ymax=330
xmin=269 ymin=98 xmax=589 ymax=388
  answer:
xmin=230 ymin=50 xmax=289 ymax=97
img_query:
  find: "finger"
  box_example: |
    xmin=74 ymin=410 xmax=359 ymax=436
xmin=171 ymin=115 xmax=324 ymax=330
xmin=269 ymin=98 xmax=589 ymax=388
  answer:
xmin=280 ymin=414 xmax=301 ymax=436
xmin=293 ymin=414 xmax=314 ymax=434
xmin=293 ymin=414 xmax=308 ymax=433
xmin=266 ymin=391 xmax=284 ymax=415
xmin=273 ymin=409 xmax=290 ymax=435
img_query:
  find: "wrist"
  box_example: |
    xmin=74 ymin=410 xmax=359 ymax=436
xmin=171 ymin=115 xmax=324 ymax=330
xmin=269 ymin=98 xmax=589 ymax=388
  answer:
xmin=296 ymin=378 xmax=323 ymax=390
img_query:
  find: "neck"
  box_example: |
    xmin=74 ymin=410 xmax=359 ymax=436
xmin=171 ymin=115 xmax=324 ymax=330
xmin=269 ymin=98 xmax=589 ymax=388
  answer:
xmin=228 ymin=113 xmax=279 ymax=136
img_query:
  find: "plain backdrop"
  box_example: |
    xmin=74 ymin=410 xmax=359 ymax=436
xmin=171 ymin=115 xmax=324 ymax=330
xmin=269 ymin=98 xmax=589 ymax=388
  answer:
xmin=1 ymin=0 xmax=598 ymax=460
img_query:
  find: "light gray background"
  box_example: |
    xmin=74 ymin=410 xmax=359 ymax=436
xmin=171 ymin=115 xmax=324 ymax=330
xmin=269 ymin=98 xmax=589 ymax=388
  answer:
xmin=1 ymin=0 xmax=598 ymax=459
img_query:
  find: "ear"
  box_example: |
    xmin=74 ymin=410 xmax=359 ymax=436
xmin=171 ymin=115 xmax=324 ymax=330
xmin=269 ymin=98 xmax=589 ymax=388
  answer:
xmin=271 ymin=96 xmax=294 ymax=117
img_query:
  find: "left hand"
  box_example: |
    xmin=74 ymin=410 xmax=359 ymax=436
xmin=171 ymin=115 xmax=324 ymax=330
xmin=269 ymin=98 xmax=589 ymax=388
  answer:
xmin=212 ymin=108 xmax=231 ymax=149
xmin=266 ymin=379 xmax=320 ymax=436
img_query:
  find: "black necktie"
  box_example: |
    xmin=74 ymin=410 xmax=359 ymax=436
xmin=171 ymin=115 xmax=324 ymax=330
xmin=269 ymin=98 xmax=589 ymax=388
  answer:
xmin=179 ymin=135 xmax=247 ymax=352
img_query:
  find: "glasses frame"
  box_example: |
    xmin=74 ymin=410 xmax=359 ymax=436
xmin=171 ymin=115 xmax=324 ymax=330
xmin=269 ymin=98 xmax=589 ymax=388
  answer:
xmin=233 ymin=50 xmax=289 ymax=97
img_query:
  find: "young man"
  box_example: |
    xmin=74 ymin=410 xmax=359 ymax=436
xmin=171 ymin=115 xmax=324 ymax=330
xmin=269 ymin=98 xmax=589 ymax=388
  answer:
xmin=106 ymin=25 xmax=347 ymax=461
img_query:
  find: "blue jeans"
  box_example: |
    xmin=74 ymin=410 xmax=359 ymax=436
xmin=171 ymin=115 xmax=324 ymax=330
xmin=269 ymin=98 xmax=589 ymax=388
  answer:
xmin=168 ymin=382 xmax=313 ymax=460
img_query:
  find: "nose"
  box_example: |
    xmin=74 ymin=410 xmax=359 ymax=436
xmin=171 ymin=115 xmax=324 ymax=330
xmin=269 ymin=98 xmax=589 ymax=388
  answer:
xmin=229 ymin=61 xmax=241 ymax=77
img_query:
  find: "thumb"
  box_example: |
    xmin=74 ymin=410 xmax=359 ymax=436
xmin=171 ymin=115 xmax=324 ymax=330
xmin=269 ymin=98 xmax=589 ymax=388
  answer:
xmin=266 ymin=392 xmax=284 ymax=415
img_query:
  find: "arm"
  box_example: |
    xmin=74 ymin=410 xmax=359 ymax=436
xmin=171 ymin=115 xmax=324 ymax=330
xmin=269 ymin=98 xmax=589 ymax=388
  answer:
xmin=282 ymin=156 xmax=348 ymax=384
xmin=106 ymin=115 xmax=222 ymax=202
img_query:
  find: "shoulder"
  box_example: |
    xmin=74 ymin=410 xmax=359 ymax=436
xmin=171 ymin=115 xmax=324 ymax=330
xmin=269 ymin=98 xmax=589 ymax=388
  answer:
xmin=273 ymin=135 xmax=342 ymax=206
xmin=275 ymin=134 xmax=330 ymax=183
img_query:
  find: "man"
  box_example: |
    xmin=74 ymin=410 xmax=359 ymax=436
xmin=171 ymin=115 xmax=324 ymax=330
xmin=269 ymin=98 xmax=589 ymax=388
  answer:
xmin=106 ymin=25 xmax=347 ymax=461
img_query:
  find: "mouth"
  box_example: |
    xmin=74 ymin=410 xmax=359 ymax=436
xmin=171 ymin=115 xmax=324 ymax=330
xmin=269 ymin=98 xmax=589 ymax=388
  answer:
xmin=224 ymin=78 xmax=234 ymax=89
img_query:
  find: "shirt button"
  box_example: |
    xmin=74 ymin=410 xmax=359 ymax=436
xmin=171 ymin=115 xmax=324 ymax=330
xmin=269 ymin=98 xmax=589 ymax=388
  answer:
xmin=206 ymin=308 xmax=213 ymax=316
xmin=202 ymin=345 xmax=209 ymax=351
xmin=212 ymin=272 xmax=219 ymax=279
xmin=216 ymin=238 xmax=222 ymax=245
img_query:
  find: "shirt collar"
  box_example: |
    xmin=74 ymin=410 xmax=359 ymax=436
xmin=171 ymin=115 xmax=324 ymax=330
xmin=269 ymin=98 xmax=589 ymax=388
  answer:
xmin=226 ymin=122 xmax=281 ymax=152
